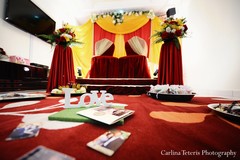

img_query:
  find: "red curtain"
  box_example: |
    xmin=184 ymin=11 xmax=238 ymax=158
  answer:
xmin=46 ymin=45 xmax=76 ymax=92
xmin=124 ymin=20 xmax=151 ymax=57
xmin=92 ymin=21 xmax=151 ymax=78
xmin=158 ymin=41 xmax=183 ymax=85
xmin=93 ymin=24 xmax=115 ymax=56
xmin=94 ymin=21 xmax=151 ymax=57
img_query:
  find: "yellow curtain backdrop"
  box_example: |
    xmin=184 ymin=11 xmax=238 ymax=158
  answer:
xmin=97 ymin=14 xmax=150 ymax=58
xmin=148 ymin=16 xmax=163 ymax=76
xmin=96 ymin=14 xmax=149 ymax=34
xmin=70 ymin=20 xmax=93 ymax=78
xmin=70 ymin=15 xmax=165 ymax=78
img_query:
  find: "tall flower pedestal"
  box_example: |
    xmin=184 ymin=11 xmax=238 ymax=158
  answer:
xmin=157 ymin=39 xmax=183 ymax=85
xmin=46 ymin=45 xmax=76 ymax=93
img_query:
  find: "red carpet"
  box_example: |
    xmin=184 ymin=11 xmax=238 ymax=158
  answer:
xmin=0 ymin=94 xmax=239 ymax=160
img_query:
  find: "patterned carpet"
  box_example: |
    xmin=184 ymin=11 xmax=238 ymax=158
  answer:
xmin=0 ymin=92 xmax=239 ymax=160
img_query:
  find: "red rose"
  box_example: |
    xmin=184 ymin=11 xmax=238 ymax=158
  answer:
xmin=161 ymin=31 xmax=169 ymax=39
xmin=59 ymin=36 xmax=66 ymax=42
xmin=183 ymin=25 xmax=188 ymax=32
xmin=169 ymin=21 xmax=177 ymax=25
xmin=161 ymin=32 xmax=175 ymax=40
xmin=59 ymin=28 xmax=66 ymax=33
xmin=69 ymin=32 xmax=75 ymax=38
xmin=175 ymin=30 xmax=182 ymax=36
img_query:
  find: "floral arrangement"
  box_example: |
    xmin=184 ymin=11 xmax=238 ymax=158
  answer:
xmin=38 ymin=24 xmax=82 ymax=47
xmin=51 ymin=83 xmax=87 ymax=94
xmin=151 ymin=17 xmax=188 ymax=49
xmin=91 ymin=10 xmax=155 ymax=25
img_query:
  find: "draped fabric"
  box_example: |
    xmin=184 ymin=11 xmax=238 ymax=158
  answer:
xmin=94 ymin=18 xmax=151 ymax=58
xmin=71 ymin=20 xmax=93 ymax=78
xmin=96 ymin=15 xmax=149 ymax=34
xmin=124 ymin=21 xmax=151 ymax=57
xmin=148 ymin=17 xmax=163 ymax=76
xmin=89 ymin=55 xmax=151 ymax=78
xmin=95 ymin=39 xmax=113 ymax=56
xmin=125 ymin=42 xmax=139 ymax=56
xmin=71 ymin=17 xmax=164 ymax=78
xmin=100 ymin=44 xmax=115 ymax=56
xmin=47 ymin=45 xmax=76 ymax=92
xmin=128 ymin=36 xmax=148 ymax=56
xmin=89 ymin=56 xmax=119 ymax=78
xmin=94 ymin=24 xmax=115 ymax=56
xmin=94 ymin=24 xmax=125 ymax=58
xmin=158 ymin=40 xmax=183 ymax=85
xmin=119 ymin=55 xmax=151 ymax=78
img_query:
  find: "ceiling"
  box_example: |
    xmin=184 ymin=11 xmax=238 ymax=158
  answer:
xmin=31 ymin=0 xmax=178 ymax=26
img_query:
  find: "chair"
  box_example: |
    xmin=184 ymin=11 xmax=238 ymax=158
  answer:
xmin=89 ymin=39 xmax=118 ymax=78
xmin=119 ymin=36 xmax=151 ymax=78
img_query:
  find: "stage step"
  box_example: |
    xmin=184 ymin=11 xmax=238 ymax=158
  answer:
xmin=76 ymin=78 xmax=157 ymax=95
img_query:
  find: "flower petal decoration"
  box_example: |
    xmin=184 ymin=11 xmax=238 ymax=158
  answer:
xmin=91 ymin=10 xmax=155 ymax=25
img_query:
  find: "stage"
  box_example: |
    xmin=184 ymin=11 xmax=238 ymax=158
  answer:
xmin=76 ymin=78 xmax=157 ymax=95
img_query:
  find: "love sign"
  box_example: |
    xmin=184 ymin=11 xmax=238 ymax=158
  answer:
xmin=62 ymin=88 xmax=114 ymax=108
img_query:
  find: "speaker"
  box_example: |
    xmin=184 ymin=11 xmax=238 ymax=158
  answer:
xmin=153 ymin=69 xmax=158 ymax=76
xmin=167 ymin=8 xmax=176 ymax=17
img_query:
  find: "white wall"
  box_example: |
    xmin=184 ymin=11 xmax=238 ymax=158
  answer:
xmin=0 ymin=0 xmax=54 ymax=67
xmin=0 ymin=0 xmax=240 ymax=97
xmin=176 ymin=0 xmax=240 ymax=97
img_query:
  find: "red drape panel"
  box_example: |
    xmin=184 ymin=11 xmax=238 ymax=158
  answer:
xmin=124 ymin=20 xmax=151 ymax=57
xmin=119 ymin=55 xmax=151 ymax=78
xmin=158 ymin=41 xmax=183 ymax=85
xmin=89 ymin=56 xmax=119 ymax=78
xmin=46 ymin=45 xmax=76 ymax=92
xmin=92 ymin=21 xmax=151 ymax=78
xmin=94 ymin=24 xmax=115 ymax=56
xmin=94 ymin=21 xmax=151 ymax=57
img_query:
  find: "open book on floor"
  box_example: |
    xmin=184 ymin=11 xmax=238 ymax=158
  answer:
xmin=87 ymin=129 xmax=131 ymax=156
xmin=76 ymin=106 xmax=134 ymax=125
